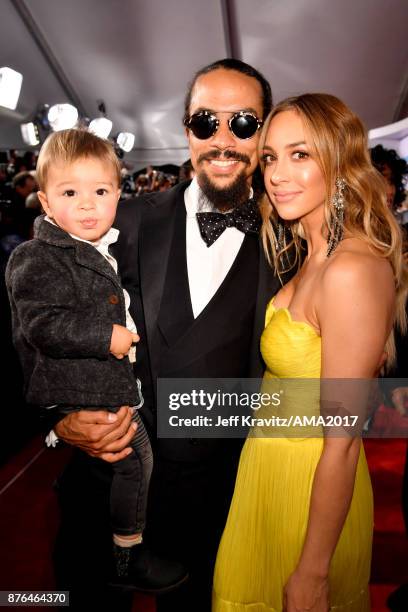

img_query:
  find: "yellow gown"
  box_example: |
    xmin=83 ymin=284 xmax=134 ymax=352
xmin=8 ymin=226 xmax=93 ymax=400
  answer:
xmin=212 ymin=299 xmax=373 ymax=611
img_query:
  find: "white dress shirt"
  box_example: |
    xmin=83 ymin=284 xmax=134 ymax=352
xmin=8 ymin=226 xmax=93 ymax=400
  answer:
xmin=185 ymin=177 xmax=252 ymax=318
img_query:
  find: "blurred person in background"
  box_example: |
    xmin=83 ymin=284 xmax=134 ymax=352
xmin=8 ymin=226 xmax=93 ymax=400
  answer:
xmin=370 ymin=144 xmax=408 ymax=214
xmin=134 ymin=173 xmax=149 ymax=196
xmin=11 ymin=170 xmax=37 ymax=210
xmin=179 ymin=158 xmax=195 ymax=182
xmin=10 ymin=171 xmax=38 ymax=238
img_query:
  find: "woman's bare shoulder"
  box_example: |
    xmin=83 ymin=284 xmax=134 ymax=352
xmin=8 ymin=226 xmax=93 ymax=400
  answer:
xmin=317 ymin=240 xmax=396 ymax=378
xmin=321 ymin=239 xmax=394 ymax=296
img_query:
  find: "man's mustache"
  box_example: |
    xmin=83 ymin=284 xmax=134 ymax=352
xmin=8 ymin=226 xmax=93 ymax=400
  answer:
xmin=197 ymin=150 xmax=251 ymax=165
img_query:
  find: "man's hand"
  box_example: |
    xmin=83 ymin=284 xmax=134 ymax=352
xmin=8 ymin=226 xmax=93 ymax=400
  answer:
xmin=54 ymin=406 xmax=136 ymax=462
xmin=110 ymin=324 xmax=139 ymax=359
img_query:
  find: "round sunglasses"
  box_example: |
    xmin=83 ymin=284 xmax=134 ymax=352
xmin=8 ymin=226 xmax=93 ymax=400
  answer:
xmin=184 ymin=110 xmax=263 ymax=140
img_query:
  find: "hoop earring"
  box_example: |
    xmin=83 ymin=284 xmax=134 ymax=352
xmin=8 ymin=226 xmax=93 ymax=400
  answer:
xmin=327 ymin=177 xmax=346 ymax=257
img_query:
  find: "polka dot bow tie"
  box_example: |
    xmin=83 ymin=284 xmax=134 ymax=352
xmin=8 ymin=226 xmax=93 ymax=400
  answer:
xmin=196 ymin=199 xmax=261 ymax=247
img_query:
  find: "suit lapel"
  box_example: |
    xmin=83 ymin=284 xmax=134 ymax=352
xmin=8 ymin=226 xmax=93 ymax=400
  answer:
xmin=139 ymin=182 xmax=190 ymax=380
xmin=73 ymin=243 xmax=121 ymax=289
xmin=157 ymin=199 xmax=194 ymax=346
xmin=37 ymin=215 xmax=122 ymax=290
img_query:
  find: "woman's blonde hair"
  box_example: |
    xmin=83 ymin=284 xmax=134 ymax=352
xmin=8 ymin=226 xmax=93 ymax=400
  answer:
xmin=36 ymin=128 xmax=122 ymax=190
xmin=258 ymin=93 xmax=407 ymax=367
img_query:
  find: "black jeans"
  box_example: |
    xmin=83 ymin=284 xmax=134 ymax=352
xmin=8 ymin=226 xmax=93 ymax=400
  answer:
xmin=59 ymin=403 xmax=153 ymax=537
xmin=110 ymin=409 xmax=153 ymax=535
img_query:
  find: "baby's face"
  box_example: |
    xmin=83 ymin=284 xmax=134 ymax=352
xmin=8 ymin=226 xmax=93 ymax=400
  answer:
xmin=38 ymin=157 xmax=121 ymax=242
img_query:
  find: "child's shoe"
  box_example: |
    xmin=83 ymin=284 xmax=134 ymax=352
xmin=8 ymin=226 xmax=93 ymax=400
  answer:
xmin=110 ymin=543 xmax=188 ymax=594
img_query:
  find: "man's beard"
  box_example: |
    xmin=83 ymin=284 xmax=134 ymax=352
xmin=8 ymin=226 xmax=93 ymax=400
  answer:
xmin=196 ymin=150 xmax=251 ymax=212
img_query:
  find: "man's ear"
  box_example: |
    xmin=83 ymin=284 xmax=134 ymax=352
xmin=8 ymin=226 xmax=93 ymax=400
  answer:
xmin=37 ymin=191 xmax=51 ymax=216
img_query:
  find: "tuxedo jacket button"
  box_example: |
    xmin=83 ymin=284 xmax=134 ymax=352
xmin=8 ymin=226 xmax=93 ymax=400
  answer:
xmin=109 ymin=294 xmax=119 ymax=305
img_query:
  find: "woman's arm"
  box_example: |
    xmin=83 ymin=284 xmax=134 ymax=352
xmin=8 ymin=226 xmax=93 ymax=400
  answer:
xmin=284 ymin=252 xmax=395 ymax=612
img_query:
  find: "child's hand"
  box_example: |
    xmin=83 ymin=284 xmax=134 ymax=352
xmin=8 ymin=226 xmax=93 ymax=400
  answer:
xmin=110 ymin=324 xmax=139 ymax=359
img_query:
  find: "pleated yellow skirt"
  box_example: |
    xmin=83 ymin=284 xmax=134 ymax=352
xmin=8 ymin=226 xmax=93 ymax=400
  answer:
xmin=212 ymin=436 xmax=373 ymax=611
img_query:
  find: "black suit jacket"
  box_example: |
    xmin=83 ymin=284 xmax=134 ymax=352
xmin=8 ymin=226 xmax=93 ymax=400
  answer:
xmin=113 ymin=181 xmax=280 ymax=417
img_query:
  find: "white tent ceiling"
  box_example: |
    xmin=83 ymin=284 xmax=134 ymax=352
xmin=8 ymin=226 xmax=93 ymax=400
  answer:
xmin=1 ymin=0 xmax=407 ymax=169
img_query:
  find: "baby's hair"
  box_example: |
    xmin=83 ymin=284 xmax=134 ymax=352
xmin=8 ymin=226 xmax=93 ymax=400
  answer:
xmin=36 ymin=128 xmax=121 ymax=190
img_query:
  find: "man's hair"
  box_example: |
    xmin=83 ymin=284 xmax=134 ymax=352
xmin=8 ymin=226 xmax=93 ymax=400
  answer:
xmin=183 ymin=58 xmax=272 ymax=123
xmin=12 ymin=171 xmax=34 ymax=189
xmin=36 ymin=129 xmax=122 ymax=190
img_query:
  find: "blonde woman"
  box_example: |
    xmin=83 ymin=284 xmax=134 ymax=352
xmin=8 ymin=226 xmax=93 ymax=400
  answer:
xmin=213 ymin=94 xmax=407 ymax=612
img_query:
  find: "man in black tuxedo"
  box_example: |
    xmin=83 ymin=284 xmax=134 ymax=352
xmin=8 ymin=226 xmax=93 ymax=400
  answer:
xmin=53 ymin=59 xmax=280 ymax=611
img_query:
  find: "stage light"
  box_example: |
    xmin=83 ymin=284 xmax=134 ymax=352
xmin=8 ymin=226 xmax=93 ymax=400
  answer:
xmin=89 ymin=117 xmax=113 ymax=139
xmin=0 ymin=67 xmax=23 ymax=110
xmin=116 ymin=132 xmax=135 ymax=152
xmin=20 ymin=122 xmax=40 ymax=146
xmin=48 ymin=103 xmax=78 ymax=131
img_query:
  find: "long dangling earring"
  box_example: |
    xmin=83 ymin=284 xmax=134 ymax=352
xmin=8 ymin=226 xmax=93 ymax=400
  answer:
xmin=327 ymin=177 xmax=346 ymax=257
xmin=277 ymin=220 xmax=285 ymax=252
xmin=276 ymin=219 xmax=292 ymax=269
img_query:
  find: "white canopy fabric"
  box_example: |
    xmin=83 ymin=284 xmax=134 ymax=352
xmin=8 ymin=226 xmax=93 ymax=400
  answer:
xmin=1 ymin=0 xmax=407 ymax=169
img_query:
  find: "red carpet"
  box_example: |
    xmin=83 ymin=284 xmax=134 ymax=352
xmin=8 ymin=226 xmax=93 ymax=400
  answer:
xmin=0 ymin=436 xmax=406 ymax=611
xmin=366 ymin=438 xmax=408 ymax=610
xmin=0 ymin=436 xmax=155 ymax=611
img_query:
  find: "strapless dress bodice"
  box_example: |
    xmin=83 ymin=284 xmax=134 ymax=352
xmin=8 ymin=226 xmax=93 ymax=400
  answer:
xmin=261 ymin=298 xmax=321 ymax=379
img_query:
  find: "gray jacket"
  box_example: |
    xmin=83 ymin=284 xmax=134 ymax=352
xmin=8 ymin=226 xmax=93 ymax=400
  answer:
xmin=6 ymin=215 xmax=141 ymax=408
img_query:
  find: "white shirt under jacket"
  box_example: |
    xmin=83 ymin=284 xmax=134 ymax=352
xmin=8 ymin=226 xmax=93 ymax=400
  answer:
xmin=185 ymin=177 xmax=253 ymax=318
